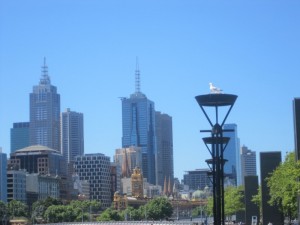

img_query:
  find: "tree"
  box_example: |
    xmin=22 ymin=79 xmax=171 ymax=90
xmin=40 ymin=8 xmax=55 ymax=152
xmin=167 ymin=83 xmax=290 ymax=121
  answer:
xmin=267 ymin=152 xmax=300 ymax=221
xmin=224 ymin=186 xmax=245 ymax=221
xmin=31 ymin=197 xmax=62 ymax=223
xmin=145 ymin=197 xmax=173 ymax=220
xmin=0 ymin=201 xmax=7 ymax=220
xmin=7 ymin=200 xmax=28 ymax=218
xmin=122 ymin=206 xmax=143 ymax=221
xmin=96 ymin=207 xmax=122 ymax=221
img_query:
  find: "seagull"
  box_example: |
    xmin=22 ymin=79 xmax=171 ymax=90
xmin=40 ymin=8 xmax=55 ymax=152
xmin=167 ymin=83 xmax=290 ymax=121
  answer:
xmin=209 ymin=82 xmax=223 ymax=94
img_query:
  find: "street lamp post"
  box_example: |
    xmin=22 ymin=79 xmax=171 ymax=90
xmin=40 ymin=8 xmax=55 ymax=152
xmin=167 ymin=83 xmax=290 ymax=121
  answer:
xmin=195 ymin=92 xmax=237 ymax=225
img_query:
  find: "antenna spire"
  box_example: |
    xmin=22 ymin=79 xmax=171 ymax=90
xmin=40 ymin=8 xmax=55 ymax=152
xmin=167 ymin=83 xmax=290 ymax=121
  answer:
xmin=135 ymin=57 xmax=141 ymax=93
xmin=40 ymin=57 xmax=51 ymax=85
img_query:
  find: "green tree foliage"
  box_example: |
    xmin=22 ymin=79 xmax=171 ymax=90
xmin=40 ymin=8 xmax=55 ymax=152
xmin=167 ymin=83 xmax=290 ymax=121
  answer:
xmin=267 ymin=152 xmax=300 ymax=220
xmin=144 ymin=197 xmax=173 ymax=220
xmin=192 ymin=205 xmax=207 ymax=218
xmin=7 ymin=200 xmax=28 ymax=218
xmin=224 ymin=186 xmax=245 ymax=221
xmin=31 ymin=197 xmax=62 ymax=223
xmin=122 ymin=206 xmax=143 ymax=221
xmin=96 ymin=207 xmax=123 ymax=221
xmin=206 ymin=196 xmax=213 ymax=217
xmin=0 ymin=201 xmax=7 ymax=219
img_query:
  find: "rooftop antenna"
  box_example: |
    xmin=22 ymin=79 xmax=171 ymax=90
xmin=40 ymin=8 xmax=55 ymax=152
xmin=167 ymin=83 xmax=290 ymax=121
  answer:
xmin=40 ymin=57 xmax=51 ymax=85
xmin=42 ymin=57 xmax=48 ymax=77
xmin=135 ymin=57 xmax=141 ymax=94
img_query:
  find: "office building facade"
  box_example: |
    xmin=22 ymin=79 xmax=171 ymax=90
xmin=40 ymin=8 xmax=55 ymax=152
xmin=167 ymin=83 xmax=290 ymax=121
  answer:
xmin=155 ymin=111 xmax=174 ymax=190
xmin=74 ymin=153 xmax=111 ymax=209
xmin=121 ymin=65 xmax=156 ymax=184
xmin=7 ymin=170 xmax=27 ymax=203
xmin=61 ymin=108 xmax=84 ymax=163
xmin=29 ymin=60 xmax=60 ymax=151
xmin=10 ymin=122 xmax=30 ymax=153
xmin=0 ymin=148 xmax=7 ymax=202
xmin=241 ymin=145 xmax=257 ymax=185
xmin=114 ymin=146 xmax=142 ymax=178
xmin=183 ymin=169 xmax=211 ymax=191
xmin=223 ymin=123 xmax=241 ymax=186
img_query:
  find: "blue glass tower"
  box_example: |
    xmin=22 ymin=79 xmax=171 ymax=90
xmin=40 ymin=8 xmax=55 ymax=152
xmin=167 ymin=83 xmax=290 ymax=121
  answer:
xmin=223 ymin=123 xmax=241 ymax=186
xmin=121 ymin=62 xmax=156 ymax=184
xmin=29 ymin=59 xmax=60 ymax=151
xmin=0 ymin=149 xmax=7 ymax=202
xmin=10 ymin=122 xmax=30 ymax=153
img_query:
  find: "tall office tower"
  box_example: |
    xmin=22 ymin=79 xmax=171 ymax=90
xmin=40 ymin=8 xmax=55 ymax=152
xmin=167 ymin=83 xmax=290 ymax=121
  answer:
xmin=183 ymin=169 xmax=211 ymax=191
xmin=0 ymin=148 xmax=7 ymax=202
xmin=74 ymin=153 xmax=111 ymax=209
xmin=244 ymin=176 xmax=259 ymax=225
xmin=10 ymin=122 xmax=30 ymax=153
xmin=240 ymin=145 xmax=257 ymax=185
xmin=114 ymin=146 xmax=142 ymax=178
xmin=155 ymin=111 xmax=174 ymax=190
xmin=121 ymin=62 xmax=156 ymax=184
xmin=223 ymin=123 xmax=241 ymax=186
xmin=260 ymin=151 xmax=283 ymax=225
xmin=29 ymin=59 xmax=60 ymax=151
xmin=293 ymin=98 xmax=300 ymax=222
xmin=61 ymin=108 xmax=84 ymax=162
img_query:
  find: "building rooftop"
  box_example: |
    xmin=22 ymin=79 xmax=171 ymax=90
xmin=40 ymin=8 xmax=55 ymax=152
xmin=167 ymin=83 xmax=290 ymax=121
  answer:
xmin=15 ymin=145 xmax=60 ymax=154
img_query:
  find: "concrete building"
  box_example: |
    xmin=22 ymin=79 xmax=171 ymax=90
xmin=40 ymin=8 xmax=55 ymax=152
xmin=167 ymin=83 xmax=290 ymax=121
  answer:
xmin=241 ymin=145 xmax=257 ymax=185
xmin=74 ymin=153 xmax=111 ymax=209
xmin=183 ymin=169 xmax=211 ymax=191
xmin=10 ymin=122 xmax=29 ymax=153
xmin=7 ymin=170 xmax=27 ymax=203
xmin=29 ymin=59 xmax=60 ymax=151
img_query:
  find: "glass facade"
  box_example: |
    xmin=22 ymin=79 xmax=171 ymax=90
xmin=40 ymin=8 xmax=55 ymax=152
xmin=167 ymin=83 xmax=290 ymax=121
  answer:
xmin=10 ymin=122 xmax=30 ymax=153
xmin=223 ymin=123 xmax=241 ymax=186
xmin=29 ymin=62 xmax=60 ymax=151
xmin=61 ymin=108 xmax=84 ymax=163
xmin=121 ymin=92 xmax=156 ymax=184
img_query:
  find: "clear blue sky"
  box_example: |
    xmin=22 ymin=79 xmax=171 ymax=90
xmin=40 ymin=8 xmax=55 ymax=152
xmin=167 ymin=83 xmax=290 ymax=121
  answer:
xmin=1 ymin=1 xmax=299 ymax=180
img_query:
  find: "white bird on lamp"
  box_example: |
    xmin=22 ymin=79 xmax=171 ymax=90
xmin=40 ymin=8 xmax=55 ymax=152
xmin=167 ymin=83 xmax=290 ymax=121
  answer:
xmin=209 ymin=82 xmax=223 ymax=94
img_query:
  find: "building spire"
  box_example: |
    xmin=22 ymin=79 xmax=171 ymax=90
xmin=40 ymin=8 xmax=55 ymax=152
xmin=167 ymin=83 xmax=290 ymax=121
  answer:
xmin=40 ymin=57 xmax=51 ymax=85
xmin=135 ymin=57 xmax=141 ymax=94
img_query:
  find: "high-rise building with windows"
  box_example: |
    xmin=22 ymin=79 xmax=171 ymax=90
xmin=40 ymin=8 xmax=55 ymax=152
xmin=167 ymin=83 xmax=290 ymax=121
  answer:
xmin=61 ymin=108 xmax=84 ymax=163
xmin=10 ymin=122 xmax=30 ymax=153
xmin=29 ymin=59 xmax=60 ymax=151
xmin=183 ymin=169 xmax=211 ymax=191
xmin=114 ymin=146 xmax=142 ymax=178
xmin=155 ymin=111 xmax=174 ymax=189
xmin=0 ymin=148 xmax=7 ymax=202
xmin=223 ymin=123 xmax=241 ymax=186
xmin=121 ymin=63 xmax=156 ymax=184
xmin=241 ymin=145 xmax=257 ymax=185
xmin=74 ymin=153 xmax=111 ymax=209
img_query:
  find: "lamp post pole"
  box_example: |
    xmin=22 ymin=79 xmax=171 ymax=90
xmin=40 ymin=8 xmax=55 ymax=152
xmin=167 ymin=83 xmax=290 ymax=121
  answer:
xmin=195 ymin=92 xmax=237 ymax=225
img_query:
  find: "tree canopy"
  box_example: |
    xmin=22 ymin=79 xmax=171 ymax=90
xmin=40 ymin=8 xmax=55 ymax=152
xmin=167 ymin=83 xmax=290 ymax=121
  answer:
xmin=267 ymin=152 xmax=300 ymax=220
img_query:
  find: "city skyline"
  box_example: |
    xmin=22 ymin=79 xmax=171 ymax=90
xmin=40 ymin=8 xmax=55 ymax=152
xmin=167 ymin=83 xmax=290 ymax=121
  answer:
xmin=1 ymin=1 xmax=300 ymax=180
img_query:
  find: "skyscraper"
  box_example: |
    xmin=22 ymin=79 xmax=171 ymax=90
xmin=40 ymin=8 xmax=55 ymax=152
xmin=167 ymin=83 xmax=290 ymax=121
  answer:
xmin=29 ymin=59 xmax=60 ymax=151
xmin=223 ymin=123 xmax=241 ymax=186
xmin=121 ymin=62 xmax=156 ymax=184
xmin=10 ymin=122 xmax=30 ymax=153
xmin=240 ymin=145 xmax=257 ymax=185
xmin=0 ymin=148 xmax=7 ymax=202
xmin=61 ymin=108 xmax=84 ymax=163
xmin=155 ymin=111 xmax=174 ymax=189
